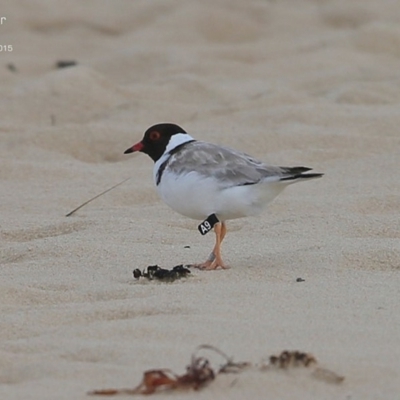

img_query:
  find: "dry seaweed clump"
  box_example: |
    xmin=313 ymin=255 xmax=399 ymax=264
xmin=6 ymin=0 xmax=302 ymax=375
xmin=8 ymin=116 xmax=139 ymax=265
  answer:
xmin=268 ymin=350 xmax=317 ymax=369
xmin=88 ymin=347 xmax=217 ymax=396
xmin=133 ymin=265 xmax=191 ymax=282
xmin=264 ymin=350 xmax=345 ymax=384
xmin=88 ymin=345 xmax=344 ymax=396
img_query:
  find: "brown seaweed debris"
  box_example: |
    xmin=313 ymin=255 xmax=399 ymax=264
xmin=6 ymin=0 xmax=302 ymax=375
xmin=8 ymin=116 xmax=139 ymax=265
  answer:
xmin=88 ymin=345 xmax=249 ymax=396
xmin=88 ymin=350 xmax=214 ymax=396
xmin=133 ymin=265 xmax=191 ymax=282
xmin=88 ymin=346 xmax=344 ymax=396
xmin=263 ymin=350 xmax=344 ymax=384
xmin=268 ymin=350 xmax=317 ymax=369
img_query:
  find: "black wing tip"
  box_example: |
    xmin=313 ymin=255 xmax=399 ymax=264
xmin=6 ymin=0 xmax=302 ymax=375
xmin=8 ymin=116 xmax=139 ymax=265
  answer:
xmin=280 ymin=172 xmax=324 ymax=182
xmin=280 ymin=166 xmax=312 ymax=174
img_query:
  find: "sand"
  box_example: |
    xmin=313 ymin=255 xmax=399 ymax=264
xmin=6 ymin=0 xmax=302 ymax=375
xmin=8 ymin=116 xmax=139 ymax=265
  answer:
xmin=1 ymin=1 xmax=400 ymax=399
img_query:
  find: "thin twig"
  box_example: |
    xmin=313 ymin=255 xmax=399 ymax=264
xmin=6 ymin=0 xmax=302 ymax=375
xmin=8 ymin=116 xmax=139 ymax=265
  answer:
xmin=66 ymin=177 xmax=131 ymax=217
xmin=194 ymin=345 xmax=251 ymax=373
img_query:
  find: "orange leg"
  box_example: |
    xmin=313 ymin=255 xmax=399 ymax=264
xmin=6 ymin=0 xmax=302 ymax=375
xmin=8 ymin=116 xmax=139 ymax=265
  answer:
xmin=196 ymin=222 xmax=229 ymax=270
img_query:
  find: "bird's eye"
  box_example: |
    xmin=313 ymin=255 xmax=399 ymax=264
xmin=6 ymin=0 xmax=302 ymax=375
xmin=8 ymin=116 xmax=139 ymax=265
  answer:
xmin=149 ymin=131 xmax=161 ymax=141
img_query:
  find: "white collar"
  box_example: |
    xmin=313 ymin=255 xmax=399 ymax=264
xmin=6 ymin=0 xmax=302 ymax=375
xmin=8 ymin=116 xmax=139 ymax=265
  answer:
xmin=164 ymin=133 xmax=195 ymax=154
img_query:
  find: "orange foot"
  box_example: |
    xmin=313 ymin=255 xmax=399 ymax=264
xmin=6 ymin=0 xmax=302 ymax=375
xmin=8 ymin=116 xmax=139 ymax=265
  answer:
xmin=193 ymin=253 xmax=230 ymax=270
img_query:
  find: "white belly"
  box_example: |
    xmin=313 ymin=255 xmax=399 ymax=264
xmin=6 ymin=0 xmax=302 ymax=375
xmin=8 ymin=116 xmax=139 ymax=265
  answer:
xmin=154 ymin=168 xmax=287 ymax=221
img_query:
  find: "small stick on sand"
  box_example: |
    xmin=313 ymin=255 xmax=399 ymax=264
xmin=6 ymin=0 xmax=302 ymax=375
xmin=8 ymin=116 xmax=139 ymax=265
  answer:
xmin=66 ymin=177 xmax=131 ymax=217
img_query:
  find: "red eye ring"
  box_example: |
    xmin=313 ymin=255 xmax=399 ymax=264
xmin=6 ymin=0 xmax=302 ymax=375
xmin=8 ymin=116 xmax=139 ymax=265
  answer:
xmin=149 ymin=131 xmax=161 ymax=141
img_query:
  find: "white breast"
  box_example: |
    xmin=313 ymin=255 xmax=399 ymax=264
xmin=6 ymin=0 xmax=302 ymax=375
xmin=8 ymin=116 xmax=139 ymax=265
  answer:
xmin=155 ymin=169 xmax=219 ymax=220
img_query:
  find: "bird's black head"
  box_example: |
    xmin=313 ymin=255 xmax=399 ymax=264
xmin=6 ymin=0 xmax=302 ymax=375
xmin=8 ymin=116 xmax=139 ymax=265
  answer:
xmin=124 ymin=123 xmax=187 ymax=162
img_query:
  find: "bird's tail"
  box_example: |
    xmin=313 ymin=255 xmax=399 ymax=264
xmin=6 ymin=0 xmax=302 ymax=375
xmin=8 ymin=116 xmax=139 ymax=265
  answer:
xmin=279 ymin=166 xmax=324 ymax=182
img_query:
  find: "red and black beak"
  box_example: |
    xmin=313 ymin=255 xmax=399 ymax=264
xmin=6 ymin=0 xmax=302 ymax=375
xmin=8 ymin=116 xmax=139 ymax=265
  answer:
xmin=124 ymin=141 xmax=144 ymax=154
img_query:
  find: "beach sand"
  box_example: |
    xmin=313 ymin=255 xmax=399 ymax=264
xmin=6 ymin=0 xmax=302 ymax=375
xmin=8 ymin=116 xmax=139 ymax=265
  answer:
xmin=1 ymin=1 xmax=399 ymax=399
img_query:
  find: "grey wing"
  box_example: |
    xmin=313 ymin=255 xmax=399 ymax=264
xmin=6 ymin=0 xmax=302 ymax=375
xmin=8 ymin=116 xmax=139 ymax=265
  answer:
xmin=168 ymin=141 xmax=294 ymax=188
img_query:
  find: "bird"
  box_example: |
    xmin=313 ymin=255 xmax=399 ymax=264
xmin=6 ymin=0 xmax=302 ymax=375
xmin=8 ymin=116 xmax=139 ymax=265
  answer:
xmin=124 ymin=123 xmax=323 ymax=270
